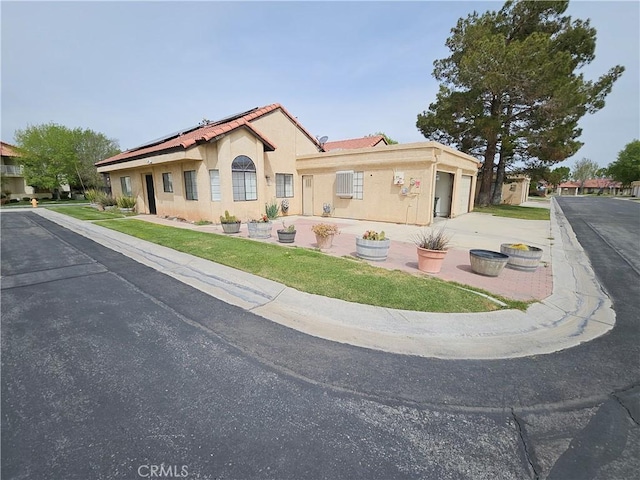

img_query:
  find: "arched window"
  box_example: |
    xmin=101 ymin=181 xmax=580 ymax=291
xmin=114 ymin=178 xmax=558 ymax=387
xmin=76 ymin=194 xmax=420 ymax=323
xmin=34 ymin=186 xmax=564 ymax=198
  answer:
xmin=232 ymin=155 xmax=257 ymax=201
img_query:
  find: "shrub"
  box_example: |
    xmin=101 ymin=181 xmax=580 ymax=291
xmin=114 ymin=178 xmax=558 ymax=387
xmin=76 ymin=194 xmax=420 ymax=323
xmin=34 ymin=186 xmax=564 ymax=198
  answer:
xmin=413 ymin=226 xmax=451 ymax=251
xmin=85 ymin=189 xmax=100 ymax=203
xmin=116 ymin=196 xmax=136 ymax=209
xmin=265 ymin=199 xmax=280 ymax=220
xmin=509 ymin=243 xmax=530 ymax=251
xmin=311 ymin=223 xmax=340 ymax=237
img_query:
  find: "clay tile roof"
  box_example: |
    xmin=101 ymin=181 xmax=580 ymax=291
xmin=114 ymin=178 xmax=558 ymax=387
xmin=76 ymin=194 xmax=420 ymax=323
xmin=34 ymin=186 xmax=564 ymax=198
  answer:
xmin=582 ymin=178 xmax=621 ymax=188
xmin=1 ymin=141 xmax=21 ymax=157
xmin=323 ymin=135 xmax=387 ymax=152
xmin=96 ymin=103 xmax=320 ymax=167
xmin=559 ymin=181 xmax=581 ymax=188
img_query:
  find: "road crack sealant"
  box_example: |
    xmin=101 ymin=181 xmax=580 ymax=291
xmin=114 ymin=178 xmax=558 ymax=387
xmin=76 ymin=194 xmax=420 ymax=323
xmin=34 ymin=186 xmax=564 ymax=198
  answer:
xmin=511 ymin=407 xmax=541 ymax=480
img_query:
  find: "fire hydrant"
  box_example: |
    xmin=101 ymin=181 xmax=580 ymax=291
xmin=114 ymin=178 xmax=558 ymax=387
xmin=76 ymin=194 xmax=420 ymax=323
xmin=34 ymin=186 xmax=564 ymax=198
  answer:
xmin=31 ymin=198 xmax=38 ymax=208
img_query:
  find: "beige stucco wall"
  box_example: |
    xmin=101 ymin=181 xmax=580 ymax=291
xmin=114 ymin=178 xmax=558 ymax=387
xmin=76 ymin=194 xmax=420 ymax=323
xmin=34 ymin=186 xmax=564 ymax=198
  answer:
xmin=501 ymin=177 xmax=530 ymax=205
xmin=99 ymin=108 xmax=320 ymax=222
xmin=297 ymin=142 xmax=479 ymax=225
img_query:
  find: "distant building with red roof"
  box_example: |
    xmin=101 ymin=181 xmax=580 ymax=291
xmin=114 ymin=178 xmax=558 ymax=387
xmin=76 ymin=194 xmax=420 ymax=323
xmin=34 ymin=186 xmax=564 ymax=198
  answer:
xmin=322 ymin=135 xmax=387 ymax=152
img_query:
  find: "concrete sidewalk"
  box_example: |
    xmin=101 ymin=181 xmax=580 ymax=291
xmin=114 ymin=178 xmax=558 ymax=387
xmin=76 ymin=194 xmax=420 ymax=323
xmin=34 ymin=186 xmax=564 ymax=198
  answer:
xmin=28 ymin=201 xmax=615 ymax=360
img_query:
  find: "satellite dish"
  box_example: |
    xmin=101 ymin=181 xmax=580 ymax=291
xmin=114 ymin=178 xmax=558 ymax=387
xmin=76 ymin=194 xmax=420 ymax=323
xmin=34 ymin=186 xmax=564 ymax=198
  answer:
xmin=318 ymin=136 xmax=328 ymax=144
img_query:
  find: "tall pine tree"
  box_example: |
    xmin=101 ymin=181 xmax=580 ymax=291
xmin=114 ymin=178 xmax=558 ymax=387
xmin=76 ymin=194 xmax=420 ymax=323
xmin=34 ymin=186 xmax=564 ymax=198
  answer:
xmin=417 ymin=0 xmax=624 ymax=205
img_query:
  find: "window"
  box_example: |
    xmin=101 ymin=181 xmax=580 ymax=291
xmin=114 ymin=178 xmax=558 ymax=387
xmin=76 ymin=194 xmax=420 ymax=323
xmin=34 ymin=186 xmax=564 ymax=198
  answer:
xmin=276 ymin=173 xmax=294 ymax=198
xmin=232 ymin=155 xmax=257 ymax=201
xmin=162 ymin=173 xmax=173 ymax=193
xmin=120 ymin=176 xmax=132 ymax=196
xmin=335 ymin=171 xmax=354 ymax=198
xmin=184 ymin=170 xmax=198 ymax=200
xmin=209 ymin=169 xmax=221 ymax=201
xmin=353 ymin=171 xmax=364 ymax=200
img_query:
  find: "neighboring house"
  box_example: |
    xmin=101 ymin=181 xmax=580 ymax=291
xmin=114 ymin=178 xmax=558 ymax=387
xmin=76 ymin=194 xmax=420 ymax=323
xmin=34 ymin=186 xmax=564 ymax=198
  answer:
xmin=500 ymin=175 xmax=531 ymax=205
xmin=1 ymin=141 xmax=28 ymax=200
xmin=557 ymin=178 xmax=624 ymax=196
xmin=631 ymin=180 xmax=640 ymax=197
xmin=557 ymin=181 xmax=580 ymax=196
xmin=96 ymin=103 xmax=480 ymax=226
xmin=323 ymin=135 xmax=387 ymax=152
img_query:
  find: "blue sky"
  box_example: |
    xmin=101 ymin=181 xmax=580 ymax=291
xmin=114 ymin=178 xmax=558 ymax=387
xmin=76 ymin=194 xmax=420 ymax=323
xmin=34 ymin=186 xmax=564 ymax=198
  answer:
xmin=2 ymin=1 xmax=638 ymax=169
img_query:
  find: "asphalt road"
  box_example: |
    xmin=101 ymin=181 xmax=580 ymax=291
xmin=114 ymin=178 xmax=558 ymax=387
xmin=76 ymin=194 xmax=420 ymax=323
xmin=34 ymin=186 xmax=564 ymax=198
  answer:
xmin=1 ymin=198 xmax=638 ymax=479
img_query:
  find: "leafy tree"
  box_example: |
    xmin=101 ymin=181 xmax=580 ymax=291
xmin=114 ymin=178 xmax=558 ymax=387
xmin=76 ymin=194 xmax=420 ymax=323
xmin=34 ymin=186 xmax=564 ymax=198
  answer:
xmin=607 ymin=140 xmax=640 ymax=186
xmin=72 ymin=129 xmax=120 ymax=191
xmin=14 ymin=123 xmax=76 ymax=197
xmin=571 ymin=157 xmax=599 ymax=192
xmin=14 ymin=123 xmax=119 ymax=196
xmin=372 ymin=132 xmax=398 ymax=145
xmin=416 ymin=0 xmax=624 ymax=206
xmin=546 ymin=166 xmax=571 ymax=189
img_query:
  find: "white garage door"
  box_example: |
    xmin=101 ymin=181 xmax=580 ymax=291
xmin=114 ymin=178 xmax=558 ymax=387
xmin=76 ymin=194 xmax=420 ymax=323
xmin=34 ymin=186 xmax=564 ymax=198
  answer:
xmin=455 ymin=175 xmax=472 ymax=215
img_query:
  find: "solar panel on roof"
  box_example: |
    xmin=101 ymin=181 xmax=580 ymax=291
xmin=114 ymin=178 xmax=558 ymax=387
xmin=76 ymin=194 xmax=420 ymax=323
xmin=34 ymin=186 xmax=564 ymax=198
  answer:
xmin=127 ymin=106 xmax=260 ymax=152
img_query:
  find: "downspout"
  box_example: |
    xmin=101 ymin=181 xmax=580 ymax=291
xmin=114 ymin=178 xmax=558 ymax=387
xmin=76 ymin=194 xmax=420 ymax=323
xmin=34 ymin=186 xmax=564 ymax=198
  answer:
xmin=430 ymin=147 xmax=442 ymax=225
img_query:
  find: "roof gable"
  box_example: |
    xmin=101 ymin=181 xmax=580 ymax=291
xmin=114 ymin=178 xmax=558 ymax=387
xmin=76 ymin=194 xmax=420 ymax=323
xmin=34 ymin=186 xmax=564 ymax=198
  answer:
xmin=1 ymin=141 xmax=21 ymax=157
xmin=96 ymin=103 xmax=320 ymax=166
xmin=323 ymin=135 xmax=387 ymax=152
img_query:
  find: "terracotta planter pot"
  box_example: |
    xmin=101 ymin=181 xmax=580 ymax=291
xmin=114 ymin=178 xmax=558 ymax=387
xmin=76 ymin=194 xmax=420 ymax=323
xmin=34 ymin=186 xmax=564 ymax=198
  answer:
xmin=315 ymin=234 xmax=334 ymax=250
xmin=416 ymin=247 xmax=447 ymax=273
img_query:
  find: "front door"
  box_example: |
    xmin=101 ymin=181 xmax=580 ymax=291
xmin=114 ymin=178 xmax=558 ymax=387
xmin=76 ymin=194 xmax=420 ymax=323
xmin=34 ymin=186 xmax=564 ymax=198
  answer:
xmin=302 ymin=175 xmax=313 ymax=216
xmin=145 ymin=174 xmax=157 ymax=215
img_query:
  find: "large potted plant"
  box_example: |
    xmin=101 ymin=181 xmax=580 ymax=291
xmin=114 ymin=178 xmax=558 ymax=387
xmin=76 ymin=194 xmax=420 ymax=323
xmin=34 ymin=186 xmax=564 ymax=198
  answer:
xmin=116 ymin=195 xmax=136 ymax=213
xmin=277 ymin=222 xmax=296 ymax=243
xmin=247 ymin=214 xmax=273 ymax=239
xmin=219 ymin=210 xmax=241 ymax=234
xmin=413 ymin=226 xmax=451 ymax=273
xmin=311 ymin=223 xmax=339 ymax=250
xmin=500 ymin=243 xmax=543 ymax=272
xmin=356 ymin=230 xmax=391 ymax=262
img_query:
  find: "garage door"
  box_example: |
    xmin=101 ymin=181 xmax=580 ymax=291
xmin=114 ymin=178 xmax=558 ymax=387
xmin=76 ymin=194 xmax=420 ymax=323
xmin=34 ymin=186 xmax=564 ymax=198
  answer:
xmin=455 ymin=175 xmax=472 ymax=215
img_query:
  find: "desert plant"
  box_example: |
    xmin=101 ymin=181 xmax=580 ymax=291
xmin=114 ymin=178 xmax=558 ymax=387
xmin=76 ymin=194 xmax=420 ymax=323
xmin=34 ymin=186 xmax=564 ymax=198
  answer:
xmin=362 ymin=230 xmax=386 ymax=241
xmin=265 ymin=199 xmax=280 ymax=220
xmin=94 ymin=191 xmax=116 ymax=207
xmin=116 ymin=196 xmax=136 ymax=209
xmin=219 ymin=210 xmax=239 ymax=224
xmin=85 ymin=188 xmax=99 ymax=203
xmin=312 ymin=223 xmax=340 ymax=237
xmin=413 ymin=226 xmax=451 ymax=251
xmin=508 ymin=243 xmax=530 ymax=251
xmin=250 ymin=214 xmax=271 ymax=223
xmin=279 ymin=221 xmax=296 ymax=233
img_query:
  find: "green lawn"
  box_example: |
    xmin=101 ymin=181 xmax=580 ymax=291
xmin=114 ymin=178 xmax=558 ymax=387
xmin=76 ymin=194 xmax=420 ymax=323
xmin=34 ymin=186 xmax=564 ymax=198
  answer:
xmin=46 ymin=205 xmax=136 ymax=220
xmin=95 ymin=219 xmax=528 ymax=313
xmin=1 ymin=199 xmax=88 ymax=209
xmin=473 ymin=204 xmax=550 ymax=220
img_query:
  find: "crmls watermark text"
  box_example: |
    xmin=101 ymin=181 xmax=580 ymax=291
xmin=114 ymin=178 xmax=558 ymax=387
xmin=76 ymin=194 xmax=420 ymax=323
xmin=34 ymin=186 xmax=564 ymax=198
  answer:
xmin=137 ymin=464 xmax=188 ymax=478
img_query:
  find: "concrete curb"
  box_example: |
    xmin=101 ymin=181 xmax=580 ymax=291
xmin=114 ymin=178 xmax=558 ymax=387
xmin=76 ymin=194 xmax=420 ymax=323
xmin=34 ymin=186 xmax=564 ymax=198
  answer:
xmin=31 ymin=205 xmax=615 ymax=359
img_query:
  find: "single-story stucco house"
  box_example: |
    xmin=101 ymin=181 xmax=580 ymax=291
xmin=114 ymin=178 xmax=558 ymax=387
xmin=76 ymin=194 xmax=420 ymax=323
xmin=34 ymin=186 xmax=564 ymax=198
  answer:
xmin=96 ymin=104 xmax=480 ymax=226
xmin=500 ymin=175 xmax=531 ymax=205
